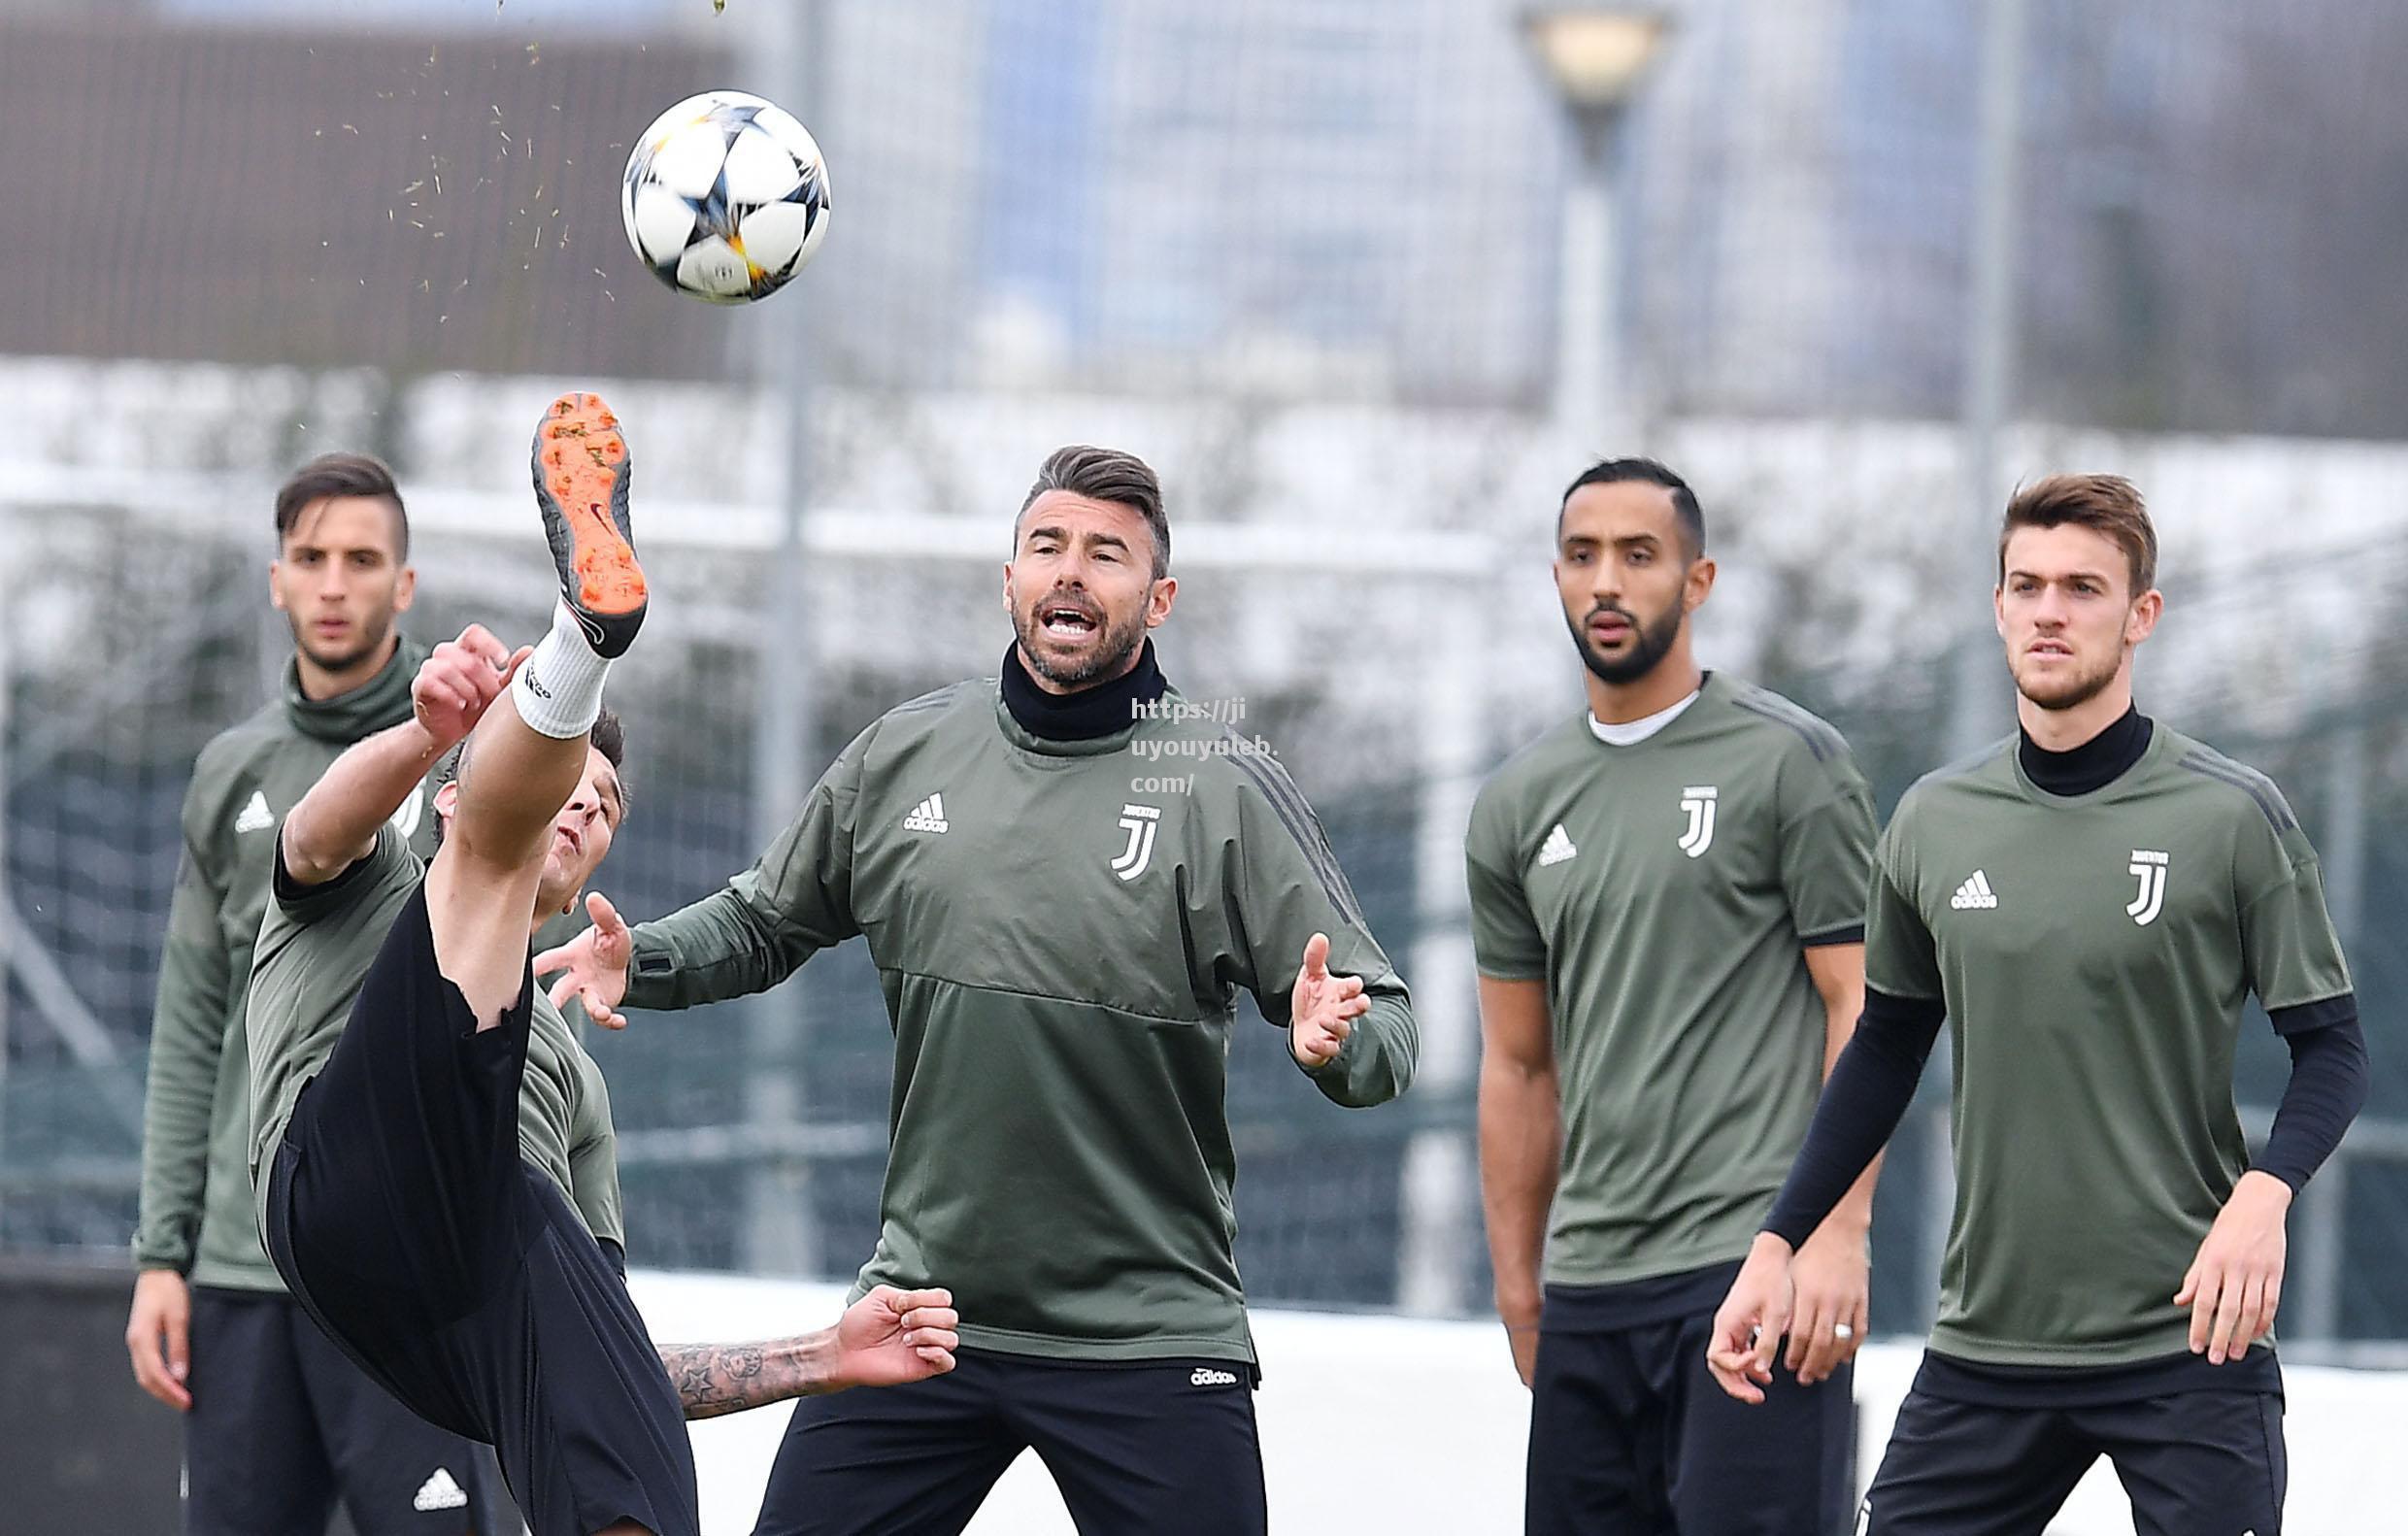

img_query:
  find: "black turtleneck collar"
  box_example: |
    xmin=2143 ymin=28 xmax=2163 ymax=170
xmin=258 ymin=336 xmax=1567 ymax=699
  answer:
xmin=1000 ymin=638 xmax=1167 ymax=741
xmin=2020 ymin=704 xmax=2153 ymax=797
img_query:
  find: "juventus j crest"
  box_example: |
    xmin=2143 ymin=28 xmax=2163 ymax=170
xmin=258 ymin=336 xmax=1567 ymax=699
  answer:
xmin=2125 ymin=849 xmax=2168 ymax=926
xmin=1113 ymin=803 xmax=1162 ymax=882
xmin=1677 ymin=785 xmax=1719 ymax=858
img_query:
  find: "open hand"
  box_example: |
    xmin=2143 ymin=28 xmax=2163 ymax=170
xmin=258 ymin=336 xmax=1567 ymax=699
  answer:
xmin=1289 ymin=932 xmax=1369 ymax=1068
xmin=535 ymin=891 xmax=632 ymax=1028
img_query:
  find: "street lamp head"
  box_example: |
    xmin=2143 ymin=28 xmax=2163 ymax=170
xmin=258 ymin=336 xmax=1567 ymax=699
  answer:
xmin=1522 ymin=6 xmax=1671 ymax=114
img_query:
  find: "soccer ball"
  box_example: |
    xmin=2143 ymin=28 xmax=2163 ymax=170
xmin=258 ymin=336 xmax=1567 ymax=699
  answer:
xmin=620 ymin=90 xmax=831 ymax=305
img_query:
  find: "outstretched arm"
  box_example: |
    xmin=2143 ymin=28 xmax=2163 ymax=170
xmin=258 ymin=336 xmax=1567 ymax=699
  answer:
xmin=544 ymin=724 xmax=874 ymax=1018
xmin=281 ymin=626 xmax=526 ymax=886
xmin=1227 ymin=770 xmax=1416 ymax=1107
xmin=654 ymin=1286 xmax=958 ymax=1420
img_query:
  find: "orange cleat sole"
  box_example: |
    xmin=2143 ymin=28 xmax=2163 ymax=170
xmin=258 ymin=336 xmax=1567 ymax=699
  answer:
xmin=535 ymin=392 xmax=646 ymax=618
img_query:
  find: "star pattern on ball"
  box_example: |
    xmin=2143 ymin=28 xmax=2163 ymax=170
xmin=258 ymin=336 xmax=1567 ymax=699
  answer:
xmin=621 ymin=91 xmax=832 ymax=305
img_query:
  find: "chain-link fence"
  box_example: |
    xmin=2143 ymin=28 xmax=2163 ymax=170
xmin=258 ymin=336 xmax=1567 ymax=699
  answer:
xmin=8 ymin=405 xmax=2408 ymax=1346
xmin=4 ymin=0 xmax=2408 ymax=1352
xmin=0 ymin=465 xmax=1467 ymax=1311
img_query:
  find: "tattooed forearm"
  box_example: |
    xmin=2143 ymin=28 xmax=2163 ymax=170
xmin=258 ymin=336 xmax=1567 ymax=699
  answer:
xmin=657 ymin=1332 xmax=838 ymax=1419
xmin=666 ymin=1343 xmax=762 ymax=1418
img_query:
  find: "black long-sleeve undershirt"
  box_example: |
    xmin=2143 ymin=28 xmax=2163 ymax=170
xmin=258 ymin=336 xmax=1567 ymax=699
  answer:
xmin=1762 ymin=706 xmax=2369 ymax=1249
xmin=2257 ymin=1002 xmax=2369 ymax=1190
xmin=1762 ymin=986 xmax=1942 ymax=1248
xmin=1762 ymin=989 xmax=2368 ymax=1249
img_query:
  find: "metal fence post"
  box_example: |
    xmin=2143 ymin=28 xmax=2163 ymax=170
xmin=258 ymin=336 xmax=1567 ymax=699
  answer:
xmin=1396 ymin=555 xmax=1493 ymax=1317
xmin=2297 ymin=715 xmax=2368 ymax=1340
xmin=738 ymin=0 xmax=831 ymax=1279
xmin=0 ymin=502 xmax=13 ymax=1232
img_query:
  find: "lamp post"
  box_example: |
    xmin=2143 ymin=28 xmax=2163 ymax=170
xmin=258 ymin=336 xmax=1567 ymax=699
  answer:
xmin=1390 ymin=8 xmax=1669 ymax=1320
xmin=1522 ymin=7 xmax=1670 ymax=435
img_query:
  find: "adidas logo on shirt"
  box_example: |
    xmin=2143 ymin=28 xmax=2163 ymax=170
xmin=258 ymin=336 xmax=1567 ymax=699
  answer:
xmin=233 ymin=789 xmax=274 ymax=835
xmin=902 ymin=792 xmax=950 ymax=834
xmin=413 ymin=1468 xmax=468 ymax=1512
xmin=1536 ymin=822 xmax=1579 ymax=867
xmin=1950 ymin=870 xmax=1999 ymax=910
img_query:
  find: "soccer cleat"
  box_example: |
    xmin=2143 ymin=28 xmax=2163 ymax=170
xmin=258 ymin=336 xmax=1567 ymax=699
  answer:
xmin=531 ymin=391 xmax=647 ymax=657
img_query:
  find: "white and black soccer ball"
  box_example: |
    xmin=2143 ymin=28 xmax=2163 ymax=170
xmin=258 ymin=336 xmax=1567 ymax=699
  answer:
xmin=620 ymin=90 xmax=831 ymax=305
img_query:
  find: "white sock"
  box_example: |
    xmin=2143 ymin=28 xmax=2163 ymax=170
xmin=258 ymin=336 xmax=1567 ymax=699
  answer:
xmin=514 ymin=601 xmax=611 ymax=739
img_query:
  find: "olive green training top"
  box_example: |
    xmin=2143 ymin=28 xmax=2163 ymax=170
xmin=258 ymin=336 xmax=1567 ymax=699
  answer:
xmin=133 ymin=642 xmax=433 ymax=1290
xmin=1466 ymin=674 xmax=1875 ymax=1287
xmin=624 ymin=678 xmax=1419 ymax=1365
xmin=1868 ymin=726 xmax=2352 ymax=1365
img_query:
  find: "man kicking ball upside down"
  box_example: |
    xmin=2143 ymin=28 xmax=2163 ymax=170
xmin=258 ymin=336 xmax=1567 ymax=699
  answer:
xmin=249 ymin=394 xmax=958 ymax=1536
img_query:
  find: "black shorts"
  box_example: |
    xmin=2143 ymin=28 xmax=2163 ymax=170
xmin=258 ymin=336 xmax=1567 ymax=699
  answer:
xmin=752 ymin=1347 xmax=1267 ymax=1536
xmin=1526 ymin=1266 xmax=1856 ymax=1536
xmin=262 ymin=883 xmax=696 ymax=1536
xmin=1861 ymin=1377 xmax=2285 ymax=1535
xmin=184 ymin=1286 xmax=497 ymax=1536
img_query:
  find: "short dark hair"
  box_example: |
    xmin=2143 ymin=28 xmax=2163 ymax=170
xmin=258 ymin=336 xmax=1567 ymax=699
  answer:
xmin=275 ymin=452 xmax=409 ymax=559
xmin=432 ymin=706 xmax=629 ymax=846
xmin=587 ymin=709 xmax=628 ymax=797
xmin=1999 ymin=474 xmax=2157 ymax=596
xmin=1016 ymin=445 xmax=1170 ymax=579
xmin=1559 ymin=458 xmax=1705 ymax=558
